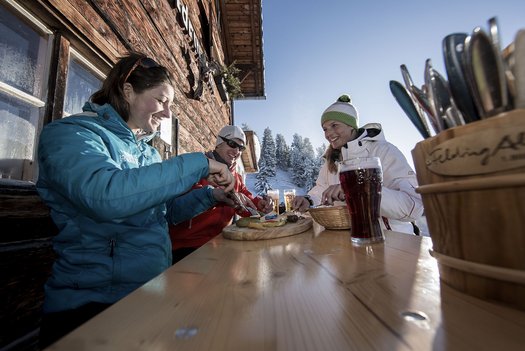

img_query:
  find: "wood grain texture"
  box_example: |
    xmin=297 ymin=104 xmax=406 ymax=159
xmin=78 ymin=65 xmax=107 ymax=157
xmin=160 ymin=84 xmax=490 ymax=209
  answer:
xmin=222 ymin=217 xmax=313 ymax=241
xmin=411 ymin=110 xmax=525 ymax=309
xmin=44 ymin=230 xmax=525 ymax=351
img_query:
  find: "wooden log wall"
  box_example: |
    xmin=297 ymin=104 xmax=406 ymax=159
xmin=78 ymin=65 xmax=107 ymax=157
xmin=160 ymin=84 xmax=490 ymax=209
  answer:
xmin=25 ymin=0 xmax=233 ymax=153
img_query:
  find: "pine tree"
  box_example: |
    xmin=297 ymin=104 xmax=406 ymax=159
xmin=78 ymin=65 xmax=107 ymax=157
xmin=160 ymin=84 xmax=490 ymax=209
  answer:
xmin=275 ymin=134 xmax=290 ymax=170
xmin=290 ymin=134 xmax=305 ymax=186
xmin=259 ymin=127 xmax=277 ymax=177
xmin=311 ymin=143 xmax=326 ymax=187
xmin=254 ymin=158 xmax=272 ymax=195
xmin=301 ymin=138 xmax=317 ymax=191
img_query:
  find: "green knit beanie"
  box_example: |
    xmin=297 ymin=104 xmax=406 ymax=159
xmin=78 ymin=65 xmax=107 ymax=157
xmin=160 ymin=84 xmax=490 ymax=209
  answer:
xmin=320 ymin=94 xmax=359 ymax=129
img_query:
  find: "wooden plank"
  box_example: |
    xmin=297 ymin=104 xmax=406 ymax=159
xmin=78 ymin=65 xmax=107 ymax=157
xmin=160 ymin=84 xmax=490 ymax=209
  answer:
xmin=42 ymin=0 xmax=124 ymax=61
xmin=44 ymin=231 xmax=525 ymax=350
xmin=222 ymin=217 xmax=313 ymax=241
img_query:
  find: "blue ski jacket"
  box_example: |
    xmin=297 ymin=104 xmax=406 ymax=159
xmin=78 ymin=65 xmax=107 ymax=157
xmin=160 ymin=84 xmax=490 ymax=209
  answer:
xmin=37 ymin=102 xmax=215 ymax=312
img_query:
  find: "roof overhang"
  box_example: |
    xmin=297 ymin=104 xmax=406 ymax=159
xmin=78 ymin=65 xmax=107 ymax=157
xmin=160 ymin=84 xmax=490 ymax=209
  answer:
xmin=220 ymin=0 xmax=265 ymax=99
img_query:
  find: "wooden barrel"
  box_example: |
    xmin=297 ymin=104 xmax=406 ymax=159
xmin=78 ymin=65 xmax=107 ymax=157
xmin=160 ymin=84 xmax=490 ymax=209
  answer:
xmin=411 ymin=109 xmax=525 ymax=309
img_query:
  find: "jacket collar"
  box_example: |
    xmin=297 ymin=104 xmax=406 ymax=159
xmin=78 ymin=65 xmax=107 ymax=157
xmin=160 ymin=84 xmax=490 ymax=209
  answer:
xmin=82 ymin=102 xmax=158 ymax=143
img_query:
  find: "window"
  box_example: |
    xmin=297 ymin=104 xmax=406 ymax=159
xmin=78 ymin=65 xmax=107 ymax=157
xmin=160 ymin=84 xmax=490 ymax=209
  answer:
xmin=63 ymin=49 xmax=104 ymax=116
xmin=0 ymin=1 xmax=52 ymax=180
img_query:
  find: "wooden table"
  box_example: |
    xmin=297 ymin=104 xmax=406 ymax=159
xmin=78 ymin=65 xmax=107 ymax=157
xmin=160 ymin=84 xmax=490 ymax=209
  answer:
xmin=46 ymin=225 xmax=525 ymax=350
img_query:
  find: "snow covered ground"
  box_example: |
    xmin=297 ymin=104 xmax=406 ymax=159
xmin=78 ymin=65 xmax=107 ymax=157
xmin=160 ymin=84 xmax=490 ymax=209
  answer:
xmin=244 ymin=168 xmax=308 ymax=203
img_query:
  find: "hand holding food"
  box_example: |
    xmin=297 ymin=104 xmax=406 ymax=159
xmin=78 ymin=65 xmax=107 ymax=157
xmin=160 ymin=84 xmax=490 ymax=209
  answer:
xmin=212 ymin=188 xmax=236 ymax=207
xmin=292 ymin=196 xmax=311 ymax=212
xmin=207 ymin=159 xmax=235 ymax=193
xmin=321 ymin=184 xmax=345 ymax=205
xmin=236 ymin=192 xmax=258 ymax=212
xmin=256 ymin=195 xmax=274 ymax=214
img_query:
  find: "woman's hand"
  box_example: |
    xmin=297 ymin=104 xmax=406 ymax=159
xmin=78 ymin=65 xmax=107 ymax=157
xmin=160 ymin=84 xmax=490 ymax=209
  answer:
xmin=207 ymin=159 xmax=235 ymax=193
xmin=321 ymin=185 xmax=345 ymax=205
xmin=292 ymin=196 xmax=311 ymax=213
xmin=256 ymin=195 xmax=273 ymax=214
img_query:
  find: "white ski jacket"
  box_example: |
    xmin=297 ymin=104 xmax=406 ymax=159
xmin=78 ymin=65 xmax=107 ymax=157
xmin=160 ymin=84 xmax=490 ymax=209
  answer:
xmin=308 ymin=123 xmax=424 ymax=234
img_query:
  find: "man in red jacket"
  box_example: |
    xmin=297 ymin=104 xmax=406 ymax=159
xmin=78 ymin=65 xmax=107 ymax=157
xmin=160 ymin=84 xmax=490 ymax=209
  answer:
xmin=169 ymin=125 xmax=273 ymax=263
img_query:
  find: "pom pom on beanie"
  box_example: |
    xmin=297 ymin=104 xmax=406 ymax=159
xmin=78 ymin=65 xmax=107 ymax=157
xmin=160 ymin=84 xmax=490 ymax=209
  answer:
xmin=320 ymin=94 xmax=359 ymax=129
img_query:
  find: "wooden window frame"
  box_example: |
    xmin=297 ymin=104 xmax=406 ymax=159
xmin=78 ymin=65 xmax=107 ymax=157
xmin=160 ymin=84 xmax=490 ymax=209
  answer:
xmin=0 ymin=0 xmax=109 ymax=210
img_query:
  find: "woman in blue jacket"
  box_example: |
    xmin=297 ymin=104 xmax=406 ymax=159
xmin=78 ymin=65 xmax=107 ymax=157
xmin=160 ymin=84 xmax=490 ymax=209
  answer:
xmin=37 ymin=52 xmax=235 ymax=347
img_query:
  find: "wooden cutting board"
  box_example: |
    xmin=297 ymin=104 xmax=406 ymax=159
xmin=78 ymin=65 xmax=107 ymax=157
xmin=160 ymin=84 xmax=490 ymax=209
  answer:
xmin=222 ymin=217 xmax=313 ymax=241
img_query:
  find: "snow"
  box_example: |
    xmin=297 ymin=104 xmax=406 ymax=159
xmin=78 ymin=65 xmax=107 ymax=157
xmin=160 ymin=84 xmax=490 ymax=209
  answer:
xmin=245 ymin=168 xmax=308 ymax=203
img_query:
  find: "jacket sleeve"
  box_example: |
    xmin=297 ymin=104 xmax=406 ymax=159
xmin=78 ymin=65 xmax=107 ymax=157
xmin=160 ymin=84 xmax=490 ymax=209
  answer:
xmin=166 ymin=186 xmax=216 ymax=225
xmin=375 ymin=143 xmax=424 ymax=222
xmin=37 ymin=121 xmax=210 ymax=221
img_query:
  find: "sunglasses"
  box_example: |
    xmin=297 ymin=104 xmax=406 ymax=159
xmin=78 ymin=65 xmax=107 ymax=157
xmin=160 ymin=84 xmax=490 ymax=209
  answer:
xmin=220 ymin=136 xmax=246 ymax=151
xmin=123 ymin=57 xmax=166 ymax=83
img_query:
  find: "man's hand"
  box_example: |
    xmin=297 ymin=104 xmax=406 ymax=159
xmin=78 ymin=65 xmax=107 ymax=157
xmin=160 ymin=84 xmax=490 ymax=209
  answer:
xmin=256 ymin=195 xmax=273 ymax=214
xmin=207 ymin=159 xmax=235 ymax=193
xmin=235 ymin=192 xmax=258 ymax=212
xmin=212 ymin=188 xmax=236 ymax=207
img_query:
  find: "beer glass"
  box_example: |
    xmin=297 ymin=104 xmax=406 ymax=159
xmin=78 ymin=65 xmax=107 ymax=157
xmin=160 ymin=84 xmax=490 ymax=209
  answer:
xmin=338 ymin=157 xmax=384 ymax=245
xmin=283 ymin=189 xmax=296 ymax=213
xmin=267 ymin=189 xmax=280 ymax=214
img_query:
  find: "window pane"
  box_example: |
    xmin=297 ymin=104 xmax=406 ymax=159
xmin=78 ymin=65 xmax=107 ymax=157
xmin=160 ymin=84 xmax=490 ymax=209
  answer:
xmin=64 ymin=56 xmax=103 ymax=115
xmin=0 ymin=3 xmax=50 ymax=181
xmin=0 ymin=6 xmax=49 ymax=97
xmin=0 ymin=91 xmax=41 ymax=179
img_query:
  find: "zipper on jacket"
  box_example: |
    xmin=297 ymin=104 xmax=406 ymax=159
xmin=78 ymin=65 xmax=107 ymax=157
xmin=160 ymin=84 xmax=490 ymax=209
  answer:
xmin=109 ymin=238 xmax=116 ymax=257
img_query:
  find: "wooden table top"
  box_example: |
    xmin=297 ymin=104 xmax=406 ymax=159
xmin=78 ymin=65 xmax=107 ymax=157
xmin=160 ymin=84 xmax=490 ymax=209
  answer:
xmin=46 ymin=224 xmax=525 ymax=351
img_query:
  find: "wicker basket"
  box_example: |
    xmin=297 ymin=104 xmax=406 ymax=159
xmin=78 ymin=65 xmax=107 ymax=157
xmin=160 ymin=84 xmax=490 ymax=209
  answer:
xmin=308 ymin=205 xmax=351 ymax=230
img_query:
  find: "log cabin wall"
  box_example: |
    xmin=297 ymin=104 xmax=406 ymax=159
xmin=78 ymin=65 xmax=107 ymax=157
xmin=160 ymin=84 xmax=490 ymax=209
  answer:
xmin=0 ymin=0 xmax=264 ymax=349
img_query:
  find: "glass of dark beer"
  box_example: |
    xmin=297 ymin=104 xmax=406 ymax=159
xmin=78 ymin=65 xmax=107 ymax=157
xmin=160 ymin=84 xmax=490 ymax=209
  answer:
xmin=338 ymin=157 xmax=384 ymax=245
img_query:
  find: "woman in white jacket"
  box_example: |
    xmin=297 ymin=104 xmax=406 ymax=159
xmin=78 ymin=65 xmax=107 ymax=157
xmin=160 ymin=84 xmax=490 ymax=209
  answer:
xmin=294 ymin=94 xmax=424 ymax=234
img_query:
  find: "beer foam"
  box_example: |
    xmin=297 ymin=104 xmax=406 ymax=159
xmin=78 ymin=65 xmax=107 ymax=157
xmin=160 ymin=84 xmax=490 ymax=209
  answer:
xmin=338 ymin=157 xmax=382 ymax=172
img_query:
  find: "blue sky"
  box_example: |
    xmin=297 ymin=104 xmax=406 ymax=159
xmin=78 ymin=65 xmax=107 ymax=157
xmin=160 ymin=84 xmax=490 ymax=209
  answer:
xmin=234 ymin=0 xmax=524 ymax=167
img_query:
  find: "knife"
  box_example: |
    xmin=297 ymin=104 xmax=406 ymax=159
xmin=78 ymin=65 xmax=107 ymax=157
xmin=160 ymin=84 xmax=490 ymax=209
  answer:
xmin=389 ymin=80 xmax=431 ymax=139
xmin=411 ymin=84 xmax=440 ymax=134
xmin=424 ymin=59 xmax=465 ymax=130
xmin=514 ymin=29 xmax=525 ymax=109
xmin=442 ymin=33 xmax=480 ymax=123
xmin=464 ymin=27 xmax=508 ymax=117
xmin=229 ymin=191 xmax=260 ymax=217
xmin=400 ymin=65 xmax=433 ymax=135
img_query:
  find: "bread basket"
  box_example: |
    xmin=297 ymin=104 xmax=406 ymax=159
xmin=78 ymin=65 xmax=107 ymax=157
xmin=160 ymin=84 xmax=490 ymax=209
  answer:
xmin=308 ymin=205 xmax=351 ymax=230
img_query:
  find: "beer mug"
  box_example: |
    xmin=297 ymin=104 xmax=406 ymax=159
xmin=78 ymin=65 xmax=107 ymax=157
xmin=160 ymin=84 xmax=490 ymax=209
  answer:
xmin=283 ymin=189 xmax=296 ymax=213
xmin=267 ymin=189 xmax=280 ymax=215
xmin=338 ymin=157 xmax=384 ymax=245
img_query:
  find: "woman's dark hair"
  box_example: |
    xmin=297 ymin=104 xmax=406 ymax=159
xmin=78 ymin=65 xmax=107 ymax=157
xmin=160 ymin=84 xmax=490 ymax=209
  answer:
xmin=90 ymin=52 xmax=174 ymax=121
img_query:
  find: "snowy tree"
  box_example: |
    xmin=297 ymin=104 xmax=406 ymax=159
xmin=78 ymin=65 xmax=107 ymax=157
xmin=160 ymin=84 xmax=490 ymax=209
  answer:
xmin=254 ymin=158 xmax=272 ymax=195
xmin=288 ymin=135 xmax=320 ymax=190
xmin=301 ymin=138 xmax=317 ymax=191
xmin=258 ymin=127 xmax=276 ymax=177
xmin=275 ymin=133 xmax=290 ymax=170
xmin=310 ymin=143 xmax=327 ymax=186
xmin=241 ymin=123 xmax=252 ymax=132
xmin=290 ymin=134 xmax=307 ymax=187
